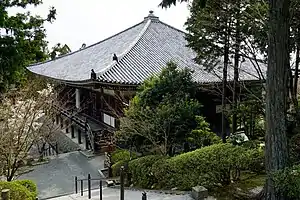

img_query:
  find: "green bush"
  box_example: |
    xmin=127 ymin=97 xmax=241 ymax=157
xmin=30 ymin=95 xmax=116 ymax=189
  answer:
xmin=13 ymin=180 xmax=37 ymax=198
xmin=290 ymin=134 xmax=300 ymax=164
xmin=112 ymin=160 xmax=128 ymax=177
xmin=0 ymin=180 xmax=36 ymax=200
xmin=128 ymin=155 xmax=167 ymax=188
xmin=152 ymin=144 xmax=261 ymax=190
xmin=111 ymin=149 xmax=137 ymax=164
xmin=274 ymin=164 xmax=300 ymax=199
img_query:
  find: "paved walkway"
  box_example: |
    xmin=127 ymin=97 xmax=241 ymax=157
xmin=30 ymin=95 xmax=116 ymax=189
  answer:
xmin=47 ymin=187 xmax=194 ymax=200
xmin=18 ymin=151 xmax=104 ymax=199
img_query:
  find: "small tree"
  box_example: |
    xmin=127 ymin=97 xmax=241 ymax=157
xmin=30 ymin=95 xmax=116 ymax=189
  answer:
xmin=0 ymin=79 xmax=70 ymax=181
xmin=116 ymin=62 xmax=211 ymax=156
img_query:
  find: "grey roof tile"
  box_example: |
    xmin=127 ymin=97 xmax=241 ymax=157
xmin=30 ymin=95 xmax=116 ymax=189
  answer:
xmin=27 ymin=12 xmax=266 ymax=84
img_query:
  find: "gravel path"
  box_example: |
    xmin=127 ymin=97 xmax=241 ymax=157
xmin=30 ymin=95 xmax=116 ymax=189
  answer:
xmin=18 ymin=151 xmax=104 ymax=199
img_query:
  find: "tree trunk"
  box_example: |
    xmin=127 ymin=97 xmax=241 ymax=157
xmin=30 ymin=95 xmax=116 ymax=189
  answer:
xmin=232 ymin=0 xmax=241 ymax=134
xmin=265 ymin=0 xmax=290 ymax=199
xmin=222 ymin=30 xmax=230 ymax=143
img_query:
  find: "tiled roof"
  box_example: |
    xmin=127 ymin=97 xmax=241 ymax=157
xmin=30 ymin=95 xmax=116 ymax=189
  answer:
xmin=28 ymin=11 xmax=266 ymax=84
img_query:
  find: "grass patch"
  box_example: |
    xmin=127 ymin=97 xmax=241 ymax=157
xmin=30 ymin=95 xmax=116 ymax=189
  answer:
xmin=210 ymin=172 xmax=266 ymax=200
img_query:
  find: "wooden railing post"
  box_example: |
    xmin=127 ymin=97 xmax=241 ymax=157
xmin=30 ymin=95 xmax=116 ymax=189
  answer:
xmin=120 ymin=166 xmax=125 ymax=200
xmin=75 ymin=176 xmax=78 ymax=194
xmin=1 ymin=189 xmax=10 ymax=200
xmin=80 ymin=179 xmax=83 ymax=196
xmin=88 ymin=174 xmax=91 ymax=199
xmin=99 ymin=180 xmax=103 ymax=200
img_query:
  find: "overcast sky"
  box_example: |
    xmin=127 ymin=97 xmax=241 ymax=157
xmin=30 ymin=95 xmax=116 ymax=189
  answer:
xmin=9 ymin=0 xmax=190 ymax=51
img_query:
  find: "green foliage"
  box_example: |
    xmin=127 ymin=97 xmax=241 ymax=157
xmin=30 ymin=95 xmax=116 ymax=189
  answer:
xmin=290 ymin=134 xmax=300 ymax=164
xmin=0 ymin=1 xmax=56 ymax=92
xmin=111 ymin=149 xmax=138 ymax=164
xmin=112 ymin=160 xmax=128 ymax=177
xmin=0 ymin=180 xmax=36 ymax=200
xmin=116 ymin=62 xmax=202 ymax=156
xmin=229 ymin=100 xmax=265 ymax=139
xmin=128 ymin=144 xmax=262 ymax=190
xmin=187 ymin=116 xmax=221 ymax=148
xmin=128 ymin=155 xmax=167 ymax=188
xmin=274 ymin=165 xmax=300 ymax=199
xmin=50 ymin=43 xmax=71 ymax=60
xmin=13 ymin=180 xmax=37 ymax=198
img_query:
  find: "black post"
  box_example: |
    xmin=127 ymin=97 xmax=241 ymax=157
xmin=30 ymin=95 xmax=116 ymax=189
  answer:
xmin=120 ymin=166 xmax=124 ymax=200
xmin=66 ymin=120 xmax=69 ymax=133
xmin=60 ymin=117 xmax=63 ymax=129
xmin=80 ymin=180 xmax=83 ymax=196
xmin=100 ymin=180 xmax=102 ymax=200
xmin=85 ymin=133 xmax=89 ymax=150
xmin=142 ymin=192 xmax=147 ymax=200
xmin=88 ymin=174 xmax=91 ymax=199
xmin=78 ymin=129 xmax=82 ymax=144
xmin=55 ymin=142 xmax=58 ymax=155
xmin=75 ymin=177 xmax=78 ymax=194
xmin=71 ymin=125 xmax=75 ymax=138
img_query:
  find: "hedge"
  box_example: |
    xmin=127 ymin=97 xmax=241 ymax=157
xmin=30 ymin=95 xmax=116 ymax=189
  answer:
xmin=112 ymin=160 xmax=128 ymax=177
xmin=128 ymin=143 xmax=264 ymax=190
xmin=128 ymin=155 xmax=167 ymax=188
xmin=0 ymin=180 xmax=37 ymax=200
xmin=111 ymin=149 xmax=138 ymax=164
xmin=13 ymin=180 xmax=38 ymax=198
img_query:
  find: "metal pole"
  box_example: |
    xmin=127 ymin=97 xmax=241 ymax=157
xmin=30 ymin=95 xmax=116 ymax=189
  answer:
xmin=75 ymin=177 xmax=78 ymax=194
xmin=100 ymin=180 xmax=102 ymax=200
xmin=88 ymin=174 xmax=91 ymax=199
xmin=142 ymin=192 xmax=147 ymax=200
xmin=81 ymin=180 xmax=83 ymax=196
xmin=56 ymin=142 xmax=58 ymax=155
xmin=120 ymin=166 xmax=125 ymax=200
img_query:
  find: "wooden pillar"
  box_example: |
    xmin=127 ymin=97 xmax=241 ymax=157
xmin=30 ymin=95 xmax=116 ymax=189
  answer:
xmin=76 ymin=89 xmax=81 ymax=109
xmin=60 ymin=116 xmax=64 ymax=129
xmin=65 ymin=120 xmax=69 ymax=133
xmin=78 ymin=128 xmax=82 ymax=144
xmin=85 ymin=133 xmax=89 ymax=150
xmin=56 ymin=114 xmax=59 ymax=125
xmin=71 ymin=125 xmax=75 ymax=138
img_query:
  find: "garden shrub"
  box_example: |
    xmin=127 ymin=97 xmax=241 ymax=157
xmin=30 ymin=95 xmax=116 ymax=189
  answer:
xmin=274 ymin=164 xmax=300 ymax=199
xmin=111 ymin=149 xmax=137 ymax=164
xmin=13 ymin=180 xmax=37 ymax=198
xmin=128 ymin=155 xmax=167 ymax=188
xmin=290 ymin=134 xmax=300 ymax=164
xmin=112 ymin=160 xmax=128 ymax=177
xmin=152 ymin=144 xmax=262 ymax=190
xmin=0 ymin=180 xmax=36 ymax=200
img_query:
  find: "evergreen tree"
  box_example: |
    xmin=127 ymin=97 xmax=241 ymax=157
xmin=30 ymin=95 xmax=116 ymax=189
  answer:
xmin=0 ymin=0 xmax=56 ymax=92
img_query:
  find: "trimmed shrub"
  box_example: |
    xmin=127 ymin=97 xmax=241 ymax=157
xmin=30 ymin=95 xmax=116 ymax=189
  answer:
xmin=111 ymin=149 xmax=137 ymax=164
xmin=14 ymin=180 xmax=37 ymax=198
xmin=112 ymin=160 xmax=128 ymax=177
xmin=0 ymin=180 xmax=35 ymax=200
xmin=152 ymin=144 xmax=261 ymax=190
xmin=128 ymin=155 xmax=167 ymax=188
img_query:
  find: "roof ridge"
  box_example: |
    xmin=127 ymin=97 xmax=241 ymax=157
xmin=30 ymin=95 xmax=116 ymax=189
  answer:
xmin=96 ymin=19 xmax=152 ymax=77
xmin=28 ymin=20 xmax=145 ymax=68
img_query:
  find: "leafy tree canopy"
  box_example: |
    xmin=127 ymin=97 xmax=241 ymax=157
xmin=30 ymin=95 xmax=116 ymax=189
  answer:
xmin=0 ymin=0 xmax=56 ymax=92
xmin=117 ymin=62 xmax=208 ymax=156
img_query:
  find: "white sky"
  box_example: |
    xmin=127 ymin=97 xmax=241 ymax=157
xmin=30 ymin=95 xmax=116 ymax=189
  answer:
xmin=9 ymin=0 xmax=190 ymax=51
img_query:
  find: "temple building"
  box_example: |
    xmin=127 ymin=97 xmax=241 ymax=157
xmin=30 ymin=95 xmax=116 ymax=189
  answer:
xmin=27 ymin=11 xmax=265 ymax=153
